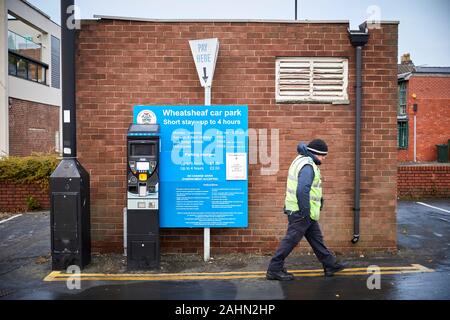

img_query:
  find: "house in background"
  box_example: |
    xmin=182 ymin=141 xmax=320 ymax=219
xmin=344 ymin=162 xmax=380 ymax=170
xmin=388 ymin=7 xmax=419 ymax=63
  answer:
xmin=0 ymin=0 xmax=61 ymax=157
xmin=397 ymin=53 xmax=450 ymax=162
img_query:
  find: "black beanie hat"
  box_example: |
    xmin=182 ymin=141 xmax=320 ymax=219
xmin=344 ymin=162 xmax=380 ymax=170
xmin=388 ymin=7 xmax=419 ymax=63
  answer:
xmin=307 ymin=139 xmax=328 ymax=156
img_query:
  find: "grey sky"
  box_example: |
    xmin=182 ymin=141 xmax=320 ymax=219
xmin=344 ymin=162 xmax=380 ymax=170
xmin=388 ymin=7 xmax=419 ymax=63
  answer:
xmin=27 ymin=0 xmax=450 ymax=66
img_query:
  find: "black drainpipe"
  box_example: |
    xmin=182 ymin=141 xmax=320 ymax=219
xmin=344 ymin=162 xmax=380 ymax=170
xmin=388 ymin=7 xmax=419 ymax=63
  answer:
xmin=348 ymin=23 xmax=369 ymax=244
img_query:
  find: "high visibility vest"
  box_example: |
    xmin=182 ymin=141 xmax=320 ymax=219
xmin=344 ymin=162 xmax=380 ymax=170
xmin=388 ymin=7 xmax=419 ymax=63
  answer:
xmin=284 ymin=155 xmax=322 ymax=221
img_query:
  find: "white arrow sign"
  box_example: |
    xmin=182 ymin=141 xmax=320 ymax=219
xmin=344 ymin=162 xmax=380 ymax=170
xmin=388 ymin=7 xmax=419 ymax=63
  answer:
xmin=189 ymin=38 xmax=219 ymax=88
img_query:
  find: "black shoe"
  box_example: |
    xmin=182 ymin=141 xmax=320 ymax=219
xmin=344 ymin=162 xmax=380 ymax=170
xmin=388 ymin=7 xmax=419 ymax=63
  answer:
xmin=324 ymin=262 xmax=347 ymax=277
xmin=266 ymin=269 xmax=295 ymax=281
xmin=282 ymin=268 xmax=294 ymax=277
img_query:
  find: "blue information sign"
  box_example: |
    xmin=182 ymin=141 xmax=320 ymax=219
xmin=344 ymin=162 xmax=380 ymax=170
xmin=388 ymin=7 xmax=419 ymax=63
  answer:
xmin=133 ymin=105 xmax=248 ymax=228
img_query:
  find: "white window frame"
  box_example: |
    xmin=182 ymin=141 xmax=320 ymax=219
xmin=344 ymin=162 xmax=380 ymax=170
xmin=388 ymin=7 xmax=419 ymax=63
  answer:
xmin=276 ymin=57 xmax=349 ymax=103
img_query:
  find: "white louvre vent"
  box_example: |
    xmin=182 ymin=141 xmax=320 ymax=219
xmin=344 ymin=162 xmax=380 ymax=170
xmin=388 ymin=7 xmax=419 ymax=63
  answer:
xmin=276 ymin=57 xmax=349 ymax=103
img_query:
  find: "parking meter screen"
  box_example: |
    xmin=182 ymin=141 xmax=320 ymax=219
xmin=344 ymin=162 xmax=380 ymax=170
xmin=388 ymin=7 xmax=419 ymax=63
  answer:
xmin=133 ymin=105 xmax=248 ymax=228
xmin=131 ymin=143 xmax=155 ymax=156
xmin=136 ymin=162 xmax=150 ymax=171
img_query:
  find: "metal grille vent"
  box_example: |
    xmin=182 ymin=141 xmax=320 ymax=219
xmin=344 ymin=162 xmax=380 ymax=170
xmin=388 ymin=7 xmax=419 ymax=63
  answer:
xmin=276 ymin=57 xmax=348 ymax=103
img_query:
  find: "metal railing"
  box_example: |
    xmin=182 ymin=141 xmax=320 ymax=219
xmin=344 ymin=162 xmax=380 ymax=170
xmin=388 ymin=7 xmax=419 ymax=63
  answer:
xmin=8 ymin=30 xmax=42 ymax=61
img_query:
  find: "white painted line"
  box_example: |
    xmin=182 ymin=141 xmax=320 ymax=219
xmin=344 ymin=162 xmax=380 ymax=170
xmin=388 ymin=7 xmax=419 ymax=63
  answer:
xmin=416 ymin=202 xmax=450 ymax=214
xmin=0 ymin=214 xmax=22 ymax=225
xmin=411 ymin=264 xmax=434 ymax=273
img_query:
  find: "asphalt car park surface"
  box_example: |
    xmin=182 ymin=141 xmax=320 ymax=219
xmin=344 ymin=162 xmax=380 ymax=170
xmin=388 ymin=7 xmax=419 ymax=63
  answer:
xmin=0 ymin=200 xmax=449 ymax=300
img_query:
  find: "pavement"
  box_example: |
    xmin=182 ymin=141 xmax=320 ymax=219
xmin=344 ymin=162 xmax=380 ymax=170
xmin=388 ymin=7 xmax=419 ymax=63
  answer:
xmin=0 ymin=200 xmax=449 ymax=300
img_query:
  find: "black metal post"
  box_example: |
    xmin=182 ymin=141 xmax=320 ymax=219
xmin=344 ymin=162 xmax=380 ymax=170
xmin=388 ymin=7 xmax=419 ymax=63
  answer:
xmin=295 ymin=0 xmax=298 ymax=20
xmin=61 ymin=0 xmax=76 ymax=158
xmin=49 ymin=1 xmax=91 ymax=270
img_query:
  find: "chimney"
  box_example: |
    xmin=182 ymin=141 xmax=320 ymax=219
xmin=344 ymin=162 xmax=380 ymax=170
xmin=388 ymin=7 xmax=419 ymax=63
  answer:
xmin=401 ymin=53 xmax=413 ymax=65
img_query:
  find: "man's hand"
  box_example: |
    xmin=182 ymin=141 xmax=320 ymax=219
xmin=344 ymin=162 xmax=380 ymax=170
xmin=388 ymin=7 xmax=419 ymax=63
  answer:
xmin=320 ymin=198 xmax=324 ymax=211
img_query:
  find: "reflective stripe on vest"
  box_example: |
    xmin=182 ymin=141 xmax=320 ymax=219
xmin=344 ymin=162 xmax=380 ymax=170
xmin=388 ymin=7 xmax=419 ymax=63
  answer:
xmin=284 ymin=155 xmax=323 ymax=221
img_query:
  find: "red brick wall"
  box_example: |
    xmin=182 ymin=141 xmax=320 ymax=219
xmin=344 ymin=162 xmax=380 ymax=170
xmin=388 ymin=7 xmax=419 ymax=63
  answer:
xmin=76 ymin=20 xmax=398 ymax=254
xmin=9 ymin=98 xmax=60 ymax=156
xmin=16 ymin=48 xmax=41 ymax=61
xmin=398 ymin=165 xmax=450 ymax=198
xmin=398 ymin=76 xmax=450 ymax=162
xmin=0 ymin=181 xmax=50 ymax=212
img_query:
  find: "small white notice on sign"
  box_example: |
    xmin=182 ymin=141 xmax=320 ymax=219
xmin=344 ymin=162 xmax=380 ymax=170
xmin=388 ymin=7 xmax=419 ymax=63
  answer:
xmin=64 ymin=110 xmax=70 ymax=123
xmin=226 ymin=153 xmax=247 ymax=181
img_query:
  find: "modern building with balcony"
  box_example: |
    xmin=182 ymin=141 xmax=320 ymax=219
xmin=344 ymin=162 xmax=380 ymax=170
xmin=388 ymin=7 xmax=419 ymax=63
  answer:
xmin=1 ymin=0 xmax=61 ymax=157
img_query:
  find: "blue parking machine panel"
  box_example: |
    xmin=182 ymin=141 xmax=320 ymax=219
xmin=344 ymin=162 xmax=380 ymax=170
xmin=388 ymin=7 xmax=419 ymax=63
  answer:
xmin=133 ymin=105 xmax=248 ymax=228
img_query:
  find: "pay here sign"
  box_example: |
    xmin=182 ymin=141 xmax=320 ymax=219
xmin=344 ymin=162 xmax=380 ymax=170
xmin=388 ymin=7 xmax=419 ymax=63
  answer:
xmin=133 ymin=105 xmax=248 ymax=228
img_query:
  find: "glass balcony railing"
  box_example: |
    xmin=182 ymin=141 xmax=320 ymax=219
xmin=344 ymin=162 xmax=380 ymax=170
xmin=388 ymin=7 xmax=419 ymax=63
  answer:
xmin=8 ymin=30 xmax=48 ymax=85
xmin=8 ymin=30 xmax=42 ymax=61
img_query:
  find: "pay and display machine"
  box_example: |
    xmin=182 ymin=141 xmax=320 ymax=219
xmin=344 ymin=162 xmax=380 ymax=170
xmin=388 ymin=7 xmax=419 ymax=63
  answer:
xmin=127 ymin=124 xmax=160 ymax=269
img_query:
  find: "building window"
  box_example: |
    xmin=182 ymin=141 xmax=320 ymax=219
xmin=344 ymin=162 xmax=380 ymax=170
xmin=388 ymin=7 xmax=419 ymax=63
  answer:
xmin=17 ymin=58 xmax=27 ymax=78
xmin=37 ymin=65 xmax=46 ymax=84
xmin=276 ymin=57 xmax=349 ymax=103
xmin=398 ymin=81 xmax=407 ymax=116
xmin=8 ymin=54 xmax=17 ymax=75
xmin=8 ymin=51 xmax=48 ymax=85
xmin=28 ymin=62 xmax=37 ymax=81
xmin=398 ymin=120 xmax=408 ymax=149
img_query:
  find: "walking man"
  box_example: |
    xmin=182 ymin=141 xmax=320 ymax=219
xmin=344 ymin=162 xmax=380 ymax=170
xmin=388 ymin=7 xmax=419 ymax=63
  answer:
xmin=266 ymin=139 xmax=346 ymax=280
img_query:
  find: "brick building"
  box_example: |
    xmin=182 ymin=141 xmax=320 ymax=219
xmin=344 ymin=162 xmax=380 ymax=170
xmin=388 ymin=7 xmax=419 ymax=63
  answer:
xmin=397 ymin=54 xmax=450 ymax=162
xmin=0 ymin=0 xmax=62 ymax=157
xmin=76 ymin=17 xmax=399 ymax=254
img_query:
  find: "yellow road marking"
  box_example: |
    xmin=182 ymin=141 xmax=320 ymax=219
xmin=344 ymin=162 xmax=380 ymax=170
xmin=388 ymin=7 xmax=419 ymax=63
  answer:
xmin=43 ymin=264 xmax=434 ymax=282
xmin=43 ymin=272 xmax=58 ymax=281
xmin=45 ymin=264 xmax=426 ymax=278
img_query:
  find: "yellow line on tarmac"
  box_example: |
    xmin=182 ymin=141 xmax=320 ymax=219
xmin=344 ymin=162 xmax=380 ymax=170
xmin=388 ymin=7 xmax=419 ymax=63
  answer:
xmin=45 ymin=264 xmax=427 ymax=278
xmin=43 ymin=271 xmax=60 ymax=282
xmin=43 ymin=264 xmax=433 ymax=282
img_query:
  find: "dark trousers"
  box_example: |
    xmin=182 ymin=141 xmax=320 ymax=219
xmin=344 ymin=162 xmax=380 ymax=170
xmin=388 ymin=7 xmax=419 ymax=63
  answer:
xmin=268 ymin=212 xmax=336 ymax=272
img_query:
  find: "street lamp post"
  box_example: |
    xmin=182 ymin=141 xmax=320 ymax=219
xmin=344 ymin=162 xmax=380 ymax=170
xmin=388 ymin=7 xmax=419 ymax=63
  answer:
xmin=49 ymin=0 xmax=91 ymax=271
